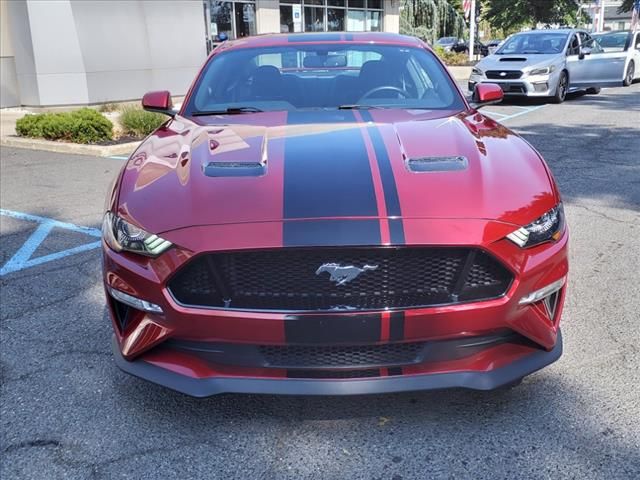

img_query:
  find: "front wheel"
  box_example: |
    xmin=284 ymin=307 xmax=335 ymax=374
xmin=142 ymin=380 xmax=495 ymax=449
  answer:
xmin=551 ymin=71 xmax=568 ymax=104
xmin=623 ymin=61 xmax=634 ymax=87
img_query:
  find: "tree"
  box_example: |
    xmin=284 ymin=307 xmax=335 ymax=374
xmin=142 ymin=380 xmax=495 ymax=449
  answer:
xmin=400 ymin=0 xmax=467 ymax=44
xmin=618 ymin=0 xmax=635 ymax=12
xmin=481 ymin=0 xmax=585 ymax=32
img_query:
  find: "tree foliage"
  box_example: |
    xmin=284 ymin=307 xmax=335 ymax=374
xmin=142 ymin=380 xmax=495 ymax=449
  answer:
xmin=400 ymin=0 xmax=467 ymax=44
xmin=481 ymin=0 xmax=586 ymax=32
xmin=618 ymin=0 xmax=635 ymax=13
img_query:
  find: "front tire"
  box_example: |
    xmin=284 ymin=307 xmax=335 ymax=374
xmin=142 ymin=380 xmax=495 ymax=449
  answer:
xmin=552 ymin=71 xmax=568 ymax=104
xmin=623 ymin=61 xmax=634 ymax=87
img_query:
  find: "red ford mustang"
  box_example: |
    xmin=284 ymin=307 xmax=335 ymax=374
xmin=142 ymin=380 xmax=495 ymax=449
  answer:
xmin=102 ymin=33 xmax=568 ymax=397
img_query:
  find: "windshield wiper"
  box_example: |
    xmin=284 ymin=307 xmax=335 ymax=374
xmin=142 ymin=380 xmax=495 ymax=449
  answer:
xmin=192 ymin=106 xmax=263 ymax=116
xmin=337 ymin=104 xmax=382 ymax=110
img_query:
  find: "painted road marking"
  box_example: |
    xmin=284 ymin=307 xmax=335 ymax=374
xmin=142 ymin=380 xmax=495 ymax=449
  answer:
xmin=108 ymin=155 xmax=129 ymax=160
xmin=0 ymin=210 xmax=101 ymax=276
xmin=480 ymin=104 xmax=546 ymax=123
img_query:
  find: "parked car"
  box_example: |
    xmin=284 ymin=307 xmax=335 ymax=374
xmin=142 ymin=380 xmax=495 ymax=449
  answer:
xmin=592 ymin=30 xmax=640 ymax=86
xmin=104 ymin=32 xmax=568 ymax=397
xmin=469 ymin=29 xmax=627 ymax=103
xmin=452 ymin=39 xmax=489 ymax=56
xmin=486 ymin=39 xmax=503 ymax=55
xmin=435 ymin=36 xmax=460 ymax=52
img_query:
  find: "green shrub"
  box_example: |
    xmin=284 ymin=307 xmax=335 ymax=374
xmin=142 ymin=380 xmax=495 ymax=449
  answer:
xmin=16 ymin=108 xmax=113 ymax=144
xmin=433 ymin=45 xmax=472 ymax=66
xmin=119 ymin=106 xmax=165 ymax=138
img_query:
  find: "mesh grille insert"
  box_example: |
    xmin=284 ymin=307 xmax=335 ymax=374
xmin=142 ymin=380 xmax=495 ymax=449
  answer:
xmin=260 ymin=342 xmax=424 ymax=368
xmin=168 ymin=247 xmax=512 ymax=312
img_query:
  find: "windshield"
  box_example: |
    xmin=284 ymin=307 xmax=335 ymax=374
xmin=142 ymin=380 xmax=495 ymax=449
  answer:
xmin=593 ymin=32 xmax=629 ymax=51
xmin=184 ymin=44 xmax=465 ymax=114
xmin=496 ymin=32 xmax=568 ymax=55
xmin=436 ymin=37 xmax=457 ymax=45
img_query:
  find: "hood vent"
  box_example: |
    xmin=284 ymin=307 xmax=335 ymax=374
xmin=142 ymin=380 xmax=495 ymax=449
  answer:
xmin=406 ymin=156 xmax=468 ymax=173
xmin=499 ymin=57 xmax=527 ymax=62
xmin=203 ymin=161 xmax=266 ymax=177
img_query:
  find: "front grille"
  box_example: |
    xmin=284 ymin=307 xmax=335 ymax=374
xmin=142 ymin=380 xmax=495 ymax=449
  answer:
xmin=287 ymin=369 xmax=380 ymax=379
xmin=168 ymin=247 xmax=512 ymax=312
xmin=260 ymin=342 xmax=424 ymax=368
xmin=486 ymin=70 xmax=522 ymax=79
xmin=497 ymin=83 xmax=527 ymax=94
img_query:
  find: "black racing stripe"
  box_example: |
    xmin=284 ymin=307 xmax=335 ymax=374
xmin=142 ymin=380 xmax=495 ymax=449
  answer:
xmin=389 ymin=311 xmax=405 ymax=342
xmin=284 ymin=111 xmax=378 ymax=219
xmin=359 ymin=110 xmax=405 ymax=244
xmin=388 ymin=367 xmax=403 ymax=376
xmin=285 ymin=313 xmax=381 ymax=344
xmin=388 ymin=218 xmax=405 ymax=244
xmin=288 ymin=34 xmax=343 ymax=42
xmin=283 ymin=219 xmax=380 ymax=247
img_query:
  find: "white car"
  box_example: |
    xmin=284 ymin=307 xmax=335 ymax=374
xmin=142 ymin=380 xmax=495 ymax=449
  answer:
xmin=469 ymin=29 xmax=628 ymax=103
xmin=593 ymin=30 xmax=640 ymax=86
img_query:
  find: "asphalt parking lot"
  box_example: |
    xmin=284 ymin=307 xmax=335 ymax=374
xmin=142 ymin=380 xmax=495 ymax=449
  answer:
xmin=1 ymin=84 xmax=639 ymax=479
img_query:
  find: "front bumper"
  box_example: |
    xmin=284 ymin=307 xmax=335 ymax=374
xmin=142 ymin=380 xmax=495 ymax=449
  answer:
xmin=104 ymin=218 xmax=568 ymax=397
xmin=468 ymin=72 xmax=560 ymax=97
xmin=112 ymin=331 xmax=562 ymax=397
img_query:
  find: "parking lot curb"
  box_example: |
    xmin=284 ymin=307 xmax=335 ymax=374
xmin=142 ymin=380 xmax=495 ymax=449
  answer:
xmin=0 ymin=135 xmax=139 ymax=158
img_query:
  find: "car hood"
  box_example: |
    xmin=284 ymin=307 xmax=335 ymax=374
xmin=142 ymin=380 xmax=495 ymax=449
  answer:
xmin=478 ymin=54 xmax=561 ymax=71
xmin=116 ymin=109 xmax=556 ymax=234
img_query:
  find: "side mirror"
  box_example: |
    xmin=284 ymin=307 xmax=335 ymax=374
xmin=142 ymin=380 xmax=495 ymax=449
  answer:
xmin=469 ymin=83 xmax=503 ymax=108
xmin=142 ymin=90 xmax=176 ymax=117
xmin=578 ymin=47 xmax=592 ymax=60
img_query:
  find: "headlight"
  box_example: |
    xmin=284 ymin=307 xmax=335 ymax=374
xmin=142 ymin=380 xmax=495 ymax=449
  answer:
xmin=529 ymin=65 xmax=555 ymax=76
xmin=471 ymin=67 xmax=483 ymax=76
xmin=506 ymin=204 xmax=565 ymax=248
xmin=102 ymin=212 xmax=172 ymax=257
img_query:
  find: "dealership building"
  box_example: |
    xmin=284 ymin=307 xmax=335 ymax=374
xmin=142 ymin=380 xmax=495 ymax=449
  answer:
xmin=0 ymin=0 xmax=400 ymax=108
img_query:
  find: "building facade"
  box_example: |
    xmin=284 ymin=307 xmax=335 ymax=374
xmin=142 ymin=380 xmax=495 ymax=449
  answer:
xmin=0 ymin=0 xmax=400 ymax=108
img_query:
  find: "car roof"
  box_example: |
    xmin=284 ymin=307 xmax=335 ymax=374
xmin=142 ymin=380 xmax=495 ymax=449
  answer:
xmin=514 ymin=29 xmax=579 ymax=35
xmin=213 ymin=32 xmax=426 ymax=53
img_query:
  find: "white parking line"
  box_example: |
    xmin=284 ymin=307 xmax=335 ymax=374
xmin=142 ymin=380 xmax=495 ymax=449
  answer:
xmin=108 ymin=155 xmax=129 ymax=160
xmin=0 ymin=209 xmax=101 ymax=276
xmin=499 ymin=105 xmax=546 ymax=122
xmin=480 ymin=104 xmax=546 ymax=123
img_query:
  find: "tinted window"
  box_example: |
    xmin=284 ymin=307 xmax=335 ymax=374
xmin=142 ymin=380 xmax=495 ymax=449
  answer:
xmin=594 ymin=32 xmax=630 ymax=51
xmin=185 ymin=44 xmax=465 ymax=113
xmin=496 ymin=32 xmax=568 ymax=54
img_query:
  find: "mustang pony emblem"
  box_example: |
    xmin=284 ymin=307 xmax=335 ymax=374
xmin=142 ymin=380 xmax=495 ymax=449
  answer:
xmin=315 ymin=263 xmax=379 ymax=286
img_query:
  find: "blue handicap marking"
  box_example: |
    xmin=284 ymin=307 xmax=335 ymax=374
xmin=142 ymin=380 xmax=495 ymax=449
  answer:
xmin=0 ymin=209 xmax=102 ymax=276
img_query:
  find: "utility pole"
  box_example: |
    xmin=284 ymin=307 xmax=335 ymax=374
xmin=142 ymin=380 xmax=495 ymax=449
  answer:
xmin=468 ymin=0 xmax=476 ymax=63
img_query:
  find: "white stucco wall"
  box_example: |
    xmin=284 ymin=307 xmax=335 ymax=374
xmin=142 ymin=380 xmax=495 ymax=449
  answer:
xmin=5 ymin=0 xmax=207 ymax=107
xmin=1 ymin=0 xmax=20 ymax=107
xmin=3 ymin=0 xmax=401 ymax=107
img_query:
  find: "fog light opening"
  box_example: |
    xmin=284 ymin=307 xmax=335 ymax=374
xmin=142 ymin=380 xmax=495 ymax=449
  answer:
xmin=519 ymin=277 xmax=566 ymax=306
xmin=108 ymin=287 xmax=163 ymax=314
xmin=542 ymin=289 xmax=561 ymax=319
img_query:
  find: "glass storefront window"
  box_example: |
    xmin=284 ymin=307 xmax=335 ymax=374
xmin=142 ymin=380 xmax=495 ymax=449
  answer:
xmin=206 ymin=0 xmax=256 ymax=41
xmin=235 ymin=3 xmax=257 ymax=38
xmin=327 ymin=8 xmax=345 ymax=31
xmin=366 ymin=10 xmax=381 ymax=32
xmin=304 ymin=6 xmax=325 ymax=31
xmin=347 ymin=9 xmax=365 ymax=31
